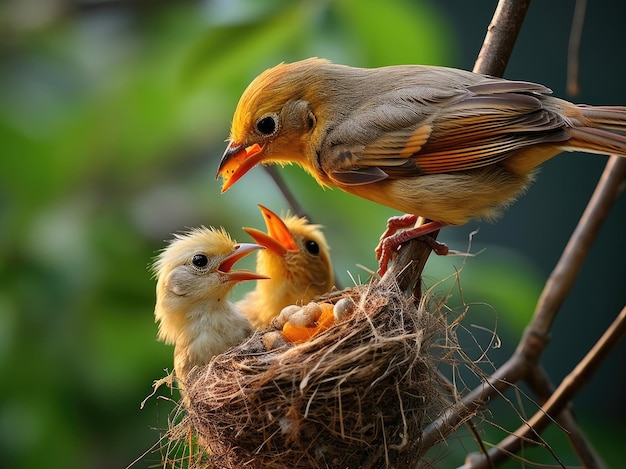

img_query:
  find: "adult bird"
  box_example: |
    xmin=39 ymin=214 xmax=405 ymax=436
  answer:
xmin=237 ymin=204 xmax=334 ymax=328
xmin=216 ymin=57 xmax=626 ymax=274
xmin=153 ymin=227 xmax=268 ymax=383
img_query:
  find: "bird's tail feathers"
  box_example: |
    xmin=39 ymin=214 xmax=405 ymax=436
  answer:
xmin=568 ymin=106 xmax=626 ymax=157
xmin=580 ymin=106 xmax=626 ymax=131
xmin=567 ymin=127 xmax=626 ymax=157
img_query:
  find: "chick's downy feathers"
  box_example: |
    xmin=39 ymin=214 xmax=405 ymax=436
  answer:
xmin=237 ymin=205 xmax=334 ymax=329
xmin=153 ymin=226 xmax=266 ymax=381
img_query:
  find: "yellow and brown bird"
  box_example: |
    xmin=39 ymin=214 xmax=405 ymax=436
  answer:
xmin=153 ymin=227 xmax=268 ymax=382
xmin=236 ymin=204 xmax=334 ymax=328
xmin=216 ymin=57 xmax=626 ymax=273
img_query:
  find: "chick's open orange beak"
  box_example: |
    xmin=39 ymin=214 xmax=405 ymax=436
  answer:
xmin=219 ymin=243 xmax=270 ymax=282
xmin=216 ymin=141 xmax=265 ymax=193
xmin=243 ymin=205 xmax=298 ymax=256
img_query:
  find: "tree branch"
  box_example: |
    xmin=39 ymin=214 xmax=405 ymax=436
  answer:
xmin=420 ymin=2 xmax=626 ymax=462
xmin=529 ymin=155 xmax=626 ymax=339
xmin=473 ymin=0 xmax=531 ymax=76
xmin=263 ymin=166 xmax=310 ymax=219
xmin=567 ymin=0 xmax=588 ymax=96
xmin=526 ymin=366 xmax=607 ymax=469
xmin=464 ymin=305 xmax=626 ymax=469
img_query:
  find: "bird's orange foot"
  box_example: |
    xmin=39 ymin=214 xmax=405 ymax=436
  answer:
xmin=374 ymin=214 xmax=419 ymax=260
xmin=376 ymin=219 xmax=448 ymax=276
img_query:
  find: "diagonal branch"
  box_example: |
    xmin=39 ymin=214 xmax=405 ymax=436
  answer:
xmin=263 ymin=166 xmax=310 ymax=220
xmin=465 ymin=305 xmax=626 ymax=469
xmin=420 ymin=1 xmax=626 ymax=461
xmin=426 ymin=150 xmax=626 ymax=466
xmin=473 ymin=0 xmax=531 ymax=76
xmin=525 ymin=366 xmax=607 ymax=469
xmin=527 ymin=155 xmax=626 ymax=340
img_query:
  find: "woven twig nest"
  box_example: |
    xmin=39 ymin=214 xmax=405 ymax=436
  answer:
xmin=176 ymin=280 xmax=456 ymax=469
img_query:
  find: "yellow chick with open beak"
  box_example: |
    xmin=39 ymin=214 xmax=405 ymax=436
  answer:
xmin=236 ymin=205 xmax=334 ymax=329
xmin=216 ymin=58 xmax=626 ymax=274
xmin=153 ymin=227 xmax=268 ymax=382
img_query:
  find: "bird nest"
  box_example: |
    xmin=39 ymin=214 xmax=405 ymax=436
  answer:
xmin=162 ymin=279 xmax=463 ymax=469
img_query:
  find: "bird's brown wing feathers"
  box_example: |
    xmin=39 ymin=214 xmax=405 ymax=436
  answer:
xmin=322 ymin=81 xmax=570 ymax=185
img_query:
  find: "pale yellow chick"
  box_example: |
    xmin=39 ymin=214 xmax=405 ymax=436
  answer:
xmin=236 ymin=205 xmax=334 ymax=328
xmin=153 ymin=227 xmax=267 ymax=382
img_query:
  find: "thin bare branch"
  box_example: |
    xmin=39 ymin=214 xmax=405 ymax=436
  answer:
xmin=527 ymin=367 xmax=607 ymax=469
xmin=420 ymin=1 xmax=626 ymax=460
xmin=473 ymin=0 xmax=531 ymax=76
xmin=424 ymin=156 xmax=626 ymax=463
xmin=529 ymin=155 xmax=626 ymax=339
xmin=464 ymin=305 xmax=626 ymax=469
xmin=420 ymin=351 xmax=526 ymax=451
xmin=567 ymin=0 xmax=588 ymax=96
xmin=466 ymin=365 xmax=607 ymax=469
xmin=263 ymin=166 xmax=309 ymax=219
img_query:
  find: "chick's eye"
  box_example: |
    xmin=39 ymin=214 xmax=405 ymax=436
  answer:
xmin=256 ymin=115 xmax=277 ymax=135
xmin=192 ymin=254 xmax=209 ymax=268
xmin=305 ymin=240 xmax=320 ymax=256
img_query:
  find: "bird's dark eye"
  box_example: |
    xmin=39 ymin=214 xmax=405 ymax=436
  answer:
xmin=305 ymin=240 xmax=320 ymax=256
xmin=256 ymin=115 xmax=277 ymax=135
xmin=192 ymin=254 xmax=209 ymax=268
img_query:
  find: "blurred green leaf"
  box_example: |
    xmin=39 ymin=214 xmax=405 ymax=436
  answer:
xmin=333 ymin=0 xmax=456 ymax=65
xmin=182 ymin=1 xmax=318 ymax=88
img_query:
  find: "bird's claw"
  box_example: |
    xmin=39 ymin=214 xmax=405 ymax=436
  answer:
xmin=375 ymin=218 xmax=449 ymax=276
xmin=375 ymin=214 xmax=419 ymax=260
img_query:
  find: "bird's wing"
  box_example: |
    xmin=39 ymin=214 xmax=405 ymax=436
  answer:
xmin=322 ymin=80 xmax=569 ymax=185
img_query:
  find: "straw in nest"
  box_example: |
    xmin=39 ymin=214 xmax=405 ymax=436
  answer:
xmin=174 ymin=282 xmax=454 ymax=469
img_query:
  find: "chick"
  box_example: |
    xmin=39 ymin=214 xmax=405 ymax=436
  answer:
xmin=153 ymin=226 xmax=268 ymax=382
xmin=236 ymin=205 xmax=334 ymax=328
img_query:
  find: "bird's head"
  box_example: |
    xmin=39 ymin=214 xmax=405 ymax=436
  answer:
xmin=243 ymin=205 xmax=334 ymax=300
xmin=217 ymin=58 xmax=334 ymax=192
xmin=153 ymin=227 xmax=268 ymax=344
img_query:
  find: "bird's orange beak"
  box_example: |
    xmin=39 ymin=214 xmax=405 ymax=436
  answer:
xmin=218 ymin=243 xmax=270 ymax=282
xmin=216 ymin=141 xmax=265 ymax=193
xmin=243 ymin=205 xmax=297 ymax=256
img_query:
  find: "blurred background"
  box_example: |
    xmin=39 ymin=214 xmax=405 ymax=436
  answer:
xmin=1 ymin=0 xmax=624 ymax=467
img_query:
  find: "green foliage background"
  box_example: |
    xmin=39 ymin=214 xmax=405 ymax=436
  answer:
xmin=1 ymin=0 xmax=624 ymax=467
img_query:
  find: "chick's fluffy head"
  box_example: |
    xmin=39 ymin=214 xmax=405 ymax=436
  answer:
xmin=258 ymin=214 xmax=334 ymax=297
xmin=153 ymin=227 xmax=241 ymax=345
xmin=153 ymin=226 xmax=236 ymax=279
